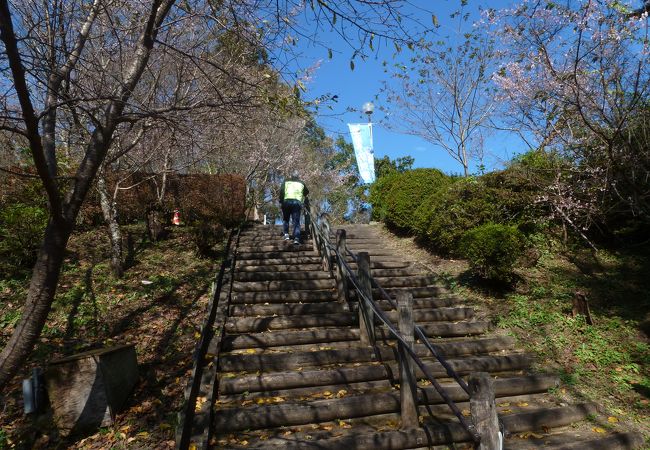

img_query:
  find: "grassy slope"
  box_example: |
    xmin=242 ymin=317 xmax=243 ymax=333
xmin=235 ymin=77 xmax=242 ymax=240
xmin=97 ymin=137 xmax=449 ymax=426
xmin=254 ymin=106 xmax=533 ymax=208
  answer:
xmin=495 ymin=245 xmax=650 ymax=440
xmin=0 ymin=224 xmax=219 ymax=449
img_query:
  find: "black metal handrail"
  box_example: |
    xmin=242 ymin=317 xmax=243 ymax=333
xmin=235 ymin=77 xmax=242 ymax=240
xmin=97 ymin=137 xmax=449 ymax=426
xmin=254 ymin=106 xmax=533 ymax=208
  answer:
xmin=305 ymin=209 xmax=481 ymax=443
xmin=177 ymin=227 xmax=240 ymax=449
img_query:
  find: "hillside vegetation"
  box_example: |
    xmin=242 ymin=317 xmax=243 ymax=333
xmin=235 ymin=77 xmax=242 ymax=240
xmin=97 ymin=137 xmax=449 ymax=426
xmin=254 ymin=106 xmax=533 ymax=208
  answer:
xmin=369 ymin=151 xmax=650 ymax=443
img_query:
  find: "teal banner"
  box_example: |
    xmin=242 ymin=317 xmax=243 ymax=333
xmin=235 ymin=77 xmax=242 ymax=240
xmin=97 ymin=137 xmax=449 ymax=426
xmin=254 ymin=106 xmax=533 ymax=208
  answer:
xmin=347 ymin=123 xmax=375 ymax=184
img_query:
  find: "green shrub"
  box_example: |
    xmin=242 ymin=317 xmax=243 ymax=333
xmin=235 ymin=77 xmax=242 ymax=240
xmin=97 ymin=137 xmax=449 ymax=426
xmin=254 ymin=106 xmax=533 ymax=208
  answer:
xmin=459 ymin=223 xmax=525 ymax=282
xmin=381 ymin=168 xmax=450 ymax=230
xmin=0 ymin=203 xmax=48 ymax=276
xmin=413 ymin=177 xmax=500 ymax=254
xmin=190 ymin=221 xmax=225 ymax=256
xmin=368 ymin=172 xmax=400 ymax=221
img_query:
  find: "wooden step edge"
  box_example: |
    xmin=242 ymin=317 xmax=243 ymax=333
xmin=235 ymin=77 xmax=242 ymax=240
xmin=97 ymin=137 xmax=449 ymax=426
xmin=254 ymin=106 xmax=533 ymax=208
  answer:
xmin=229 ymin=297 xmax=466 ymax=316
xmin=214 ymin=375 xmax=561 ymax=433
xmin=218 ymin=336 xmax=517 ymax=372
xmin=214 ymin=403 xmax=602 ymax=450
xmin=504 ymin=430 xmax=645 ymax=450
xmin=223 ymin=308 xmax=476 ymax=334
xmin=221 ymin=321 xmax=492 ymax=350
xmin=218 ymin=354 xmax=536 ymax=395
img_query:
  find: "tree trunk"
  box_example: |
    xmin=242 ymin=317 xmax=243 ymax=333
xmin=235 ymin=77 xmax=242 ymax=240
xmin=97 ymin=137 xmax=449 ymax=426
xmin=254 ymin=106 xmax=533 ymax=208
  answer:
xmin=146 ymin=207 xmax=166 ymax=242
xmin=0 ymin=220 xmax=72 ymax=388
xmin=0 ymin=0 xmax=177 ymax=391
xmin=97 ymin=173 xmax=124 ymax=278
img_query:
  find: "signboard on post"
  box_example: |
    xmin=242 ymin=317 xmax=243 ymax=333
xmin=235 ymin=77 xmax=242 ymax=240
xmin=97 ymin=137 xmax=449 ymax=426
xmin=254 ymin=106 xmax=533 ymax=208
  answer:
xmin=347 ymin=123 xmax=376 ymax=184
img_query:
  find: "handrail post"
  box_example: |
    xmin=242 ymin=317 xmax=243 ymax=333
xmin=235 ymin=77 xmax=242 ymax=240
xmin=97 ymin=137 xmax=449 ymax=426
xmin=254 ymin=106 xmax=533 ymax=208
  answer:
xmin=309 ymin=208 xmax=321 ymax=256
xmin=469 ymin=372 xmax=502 ymax=450
xmin=304 ymin=198 xmax=311 ymax=238
xmin=335 ymin=229 xmax=349 ymax=306
xmin=356 ymin=251 xmax=375 ymax=346
xmin=322 ymin=218 xmax=333 ymax=274
xmin=397 ymin=291 xmax=418 ymax=429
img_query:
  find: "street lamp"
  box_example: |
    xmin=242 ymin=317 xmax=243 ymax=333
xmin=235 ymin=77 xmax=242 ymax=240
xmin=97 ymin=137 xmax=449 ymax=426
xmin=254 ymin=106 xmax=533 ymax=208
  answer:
xmin=361 ymin=102 xmax=375 ymax=156
xmin=362 ymin=101 xmax=374 ymax=123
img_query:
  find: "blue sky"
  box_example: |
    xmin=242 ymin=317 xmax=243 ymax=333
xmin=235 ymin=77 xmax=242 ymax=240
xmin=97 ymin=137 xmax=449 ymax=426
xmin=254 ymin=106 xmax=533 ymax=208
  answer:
xmin=290 ymin=0 xmax=527 ymax=175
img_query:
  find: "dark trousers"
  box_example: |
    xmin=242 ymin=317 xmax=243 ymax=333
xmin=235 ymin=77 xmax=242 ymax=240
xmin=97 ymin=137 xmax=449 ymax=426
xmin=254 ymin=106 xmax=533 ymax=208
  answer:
xmin=282 ymin=199 xmax=302 ymax=240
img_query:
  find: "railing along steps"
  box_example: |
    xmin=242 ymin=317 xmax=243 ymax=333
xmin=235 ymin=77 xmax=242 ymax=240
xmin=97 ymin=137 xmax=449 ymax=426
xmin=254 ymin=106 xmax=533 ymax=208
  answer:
xmin=201 ymin=224 xmax=643 ymax=450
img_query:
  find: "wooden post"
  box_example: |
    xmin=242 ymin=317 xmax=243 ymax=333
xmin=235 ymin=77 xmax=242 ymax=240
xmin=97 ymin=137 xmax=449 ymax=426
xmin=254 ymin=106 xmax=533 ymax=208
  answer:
xmin=303 ymin=199 xmax=311 ymax=238
xmin=397 ymin=291 xmax=418 ymax=429
xmin=356 ymin=252 xmax=375 ymax=346
xmin=335 ymin=229 xmax=349 ymax=306
xmin=469 ymin=372 xmax=502 ymax=450
xmin=309 ymin=210 xmax=321 ymax=257
xmin=572 ymin=291 xmax=594 ymax=325
xmin=322 ymin=219 xmax=332 ymax=273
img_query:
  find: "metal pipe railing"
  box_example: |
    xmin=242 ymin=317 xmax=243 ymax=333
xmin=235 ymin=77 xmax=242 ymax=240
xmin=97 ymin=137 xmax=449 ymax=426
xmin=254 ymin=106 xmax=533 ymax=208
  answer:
xmin=304 ymin=209 xmax=482 ymax=444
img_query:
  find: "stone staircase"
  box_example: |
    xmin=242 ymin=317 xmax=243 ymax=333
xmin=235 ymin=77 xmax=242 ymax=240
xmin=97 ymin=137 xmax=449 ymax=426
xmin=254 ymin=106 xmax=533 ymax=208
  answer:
xmin=207 ymin=224 xmax=643 ymax=449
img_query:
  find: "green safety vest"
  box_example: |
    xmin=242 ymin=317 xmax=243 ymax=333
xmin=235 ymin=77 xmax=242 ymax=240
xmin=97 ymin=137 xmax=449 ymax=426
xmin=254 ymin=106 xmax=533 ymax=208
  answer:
xmin=284 ymin=181 xmax=305 ymax=203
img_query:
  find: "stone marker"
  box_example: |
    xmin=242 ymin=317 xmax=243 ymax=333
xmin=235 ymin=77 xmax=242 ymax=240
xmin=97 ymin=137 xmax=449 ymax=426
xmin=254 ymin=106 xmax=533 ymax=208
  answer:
xmin=45 ymin=344 xmax=138 ymax=436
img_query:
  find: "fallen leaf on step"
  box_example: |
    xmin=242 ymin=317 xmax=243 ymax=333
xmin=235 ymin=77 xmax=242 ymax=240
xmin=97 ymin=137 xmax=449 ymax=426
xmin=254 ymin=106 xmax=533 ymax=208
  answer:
xmin=516 ymin=402 xmax=529 ymax=407
xmin=338 ymin=420 xmax=351 ymax=428
xmin=593 ymin=427 xmax=606 ymax=433
xmin=518 ymin=431 xmax=544 ymax=439
xmin=607 ymin=416 xmax=619 ymax=423
xmin=501 ymin=409 xmax=513 ymax=414
xmin=195 ymin=396 xmax=207 ymax=412
xmin=498 ymin=402 xmax=510 ymax=407
xmin=461 ymin=409 xmax=471 ymax=417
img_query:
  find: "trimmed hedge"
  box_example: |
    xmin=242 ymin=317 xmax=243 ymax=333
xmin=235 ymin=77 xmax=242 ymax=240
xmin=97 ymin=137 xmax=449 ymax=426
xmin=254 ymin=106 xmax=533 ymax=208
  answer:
xmin=370 ymin=168 xmax=450 ymax=230
xmin=413 ymin=177 xmax=503 ymax=254
xmin=368 ymin=172 xmax=399 ymax=222
xmin=79 ymin=172 xmax=247 ymax=227
xmin=459 ymin=223 xmax=525 ymax=282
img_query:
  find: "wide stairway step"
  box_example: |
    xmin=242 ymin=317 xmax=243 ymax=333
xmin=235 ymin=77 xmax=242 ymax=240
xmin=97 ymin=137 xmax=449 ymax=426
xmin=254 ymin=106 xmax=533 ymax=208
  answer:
xmin=221 ymin=321 xmax=492 ymax=350
xmin=215 ymin=375 xmax=559 ymax=431
xmin=229 ymin=296 xmax=465 ymax=316
xmin=219 ymin=336 xmax=517 ymax=371
xmin=224 ymin=307 xmax=475 ymax=333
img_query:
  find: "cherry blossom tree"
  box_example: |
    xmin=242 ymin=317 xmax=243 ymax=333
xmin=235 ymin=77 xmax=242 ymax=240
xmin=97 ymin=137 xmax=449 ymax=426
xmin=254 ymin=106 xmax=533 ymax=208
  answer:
xmin=491 ymin=0 xmax=650 ymax=235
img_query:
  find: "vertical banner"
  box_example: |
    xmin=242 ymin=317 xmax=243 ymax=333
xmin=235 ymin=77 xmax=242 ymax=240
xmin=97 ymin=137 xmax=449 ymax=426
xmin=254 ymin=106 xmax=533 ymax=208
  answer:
xmin=347 ymin=123 xmax=376 ymax=184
